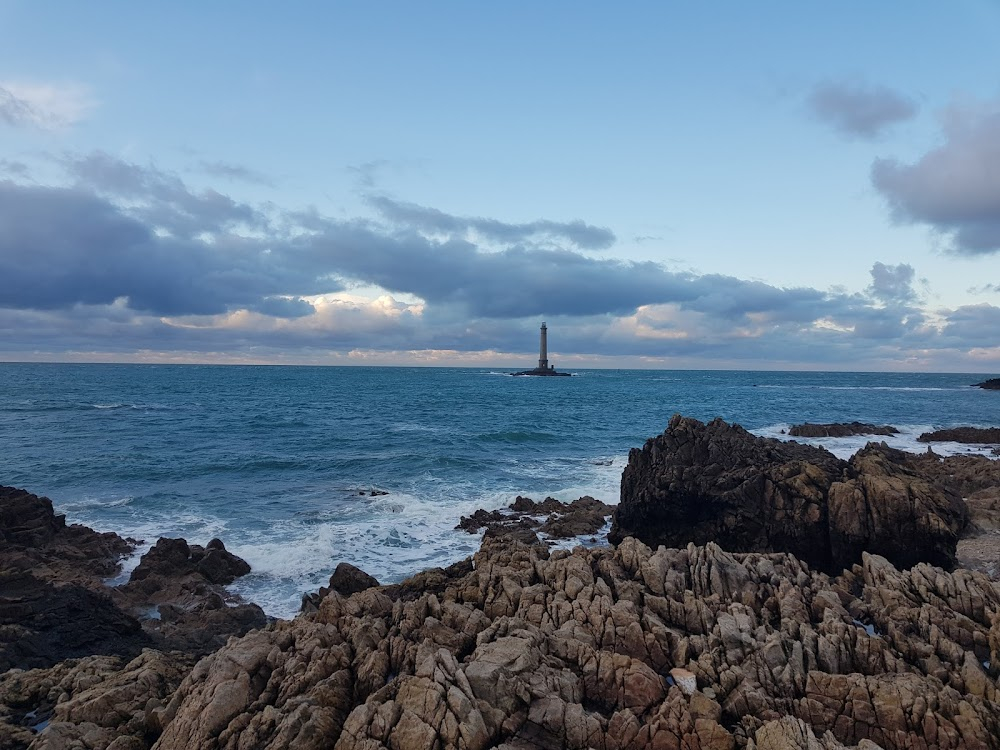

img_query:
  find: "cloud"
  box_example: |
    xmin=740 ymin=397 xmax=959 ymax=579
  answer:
xmin=872 ymin=99 xmax=1000 ymax=254
xmin=867 ymin=262 xmax=916 ymax=303
xmin=808 ymin=81 xmax=916 ymax=139
xmin=0 ymin=82 xmax=93 ymax=130
xmin=64 ymin=151 xmax=265 ymax=238
xmin=0 ymin=179 xmax=334 ymax=315
xmin=366 ymin=195 xmax=616 ymax=250
xmin=197 ymin=160 xmax=275 ymax=187
xmin=0 ymin=159 xmax=30 ymax=178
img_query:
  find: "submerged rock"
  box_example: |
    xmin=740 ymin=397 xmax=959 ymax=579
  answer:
xmin=610 ymin=415 xmax=968 ymax=573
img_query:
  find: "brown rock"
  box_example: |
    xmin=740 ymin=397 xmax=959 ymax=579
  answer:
xmin=611 ymin=416 xmax=968 ymax=573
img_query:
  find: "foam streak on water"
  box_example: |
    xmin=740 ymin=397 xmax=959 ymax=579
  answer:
xmin=2 ymin=365 xmax=998 ymax=618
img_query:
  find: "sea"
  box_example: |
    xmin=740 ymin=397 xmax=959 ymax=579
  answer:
xmin=2 ymin=364 xmax=998 ymax=619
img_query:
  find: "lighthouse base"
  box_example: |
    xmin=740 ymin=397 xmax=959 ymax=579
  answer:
xmin=511 ymin=367 xmax=571 ymax=377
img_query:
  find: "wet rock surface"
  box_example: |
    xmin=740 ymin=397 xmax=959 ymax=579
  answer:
xmin=788 ymin=422 xmax=898 ymax=438
xmin=611 ymin=416 xmax=968 ymax=573
xmin=918 ymin=426 xmax=1000 ymax=444
xmin=457 ymin=495 xmax=614 ymax=546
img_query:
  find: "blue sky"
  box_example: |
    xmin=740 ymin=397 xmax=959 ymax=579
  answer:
xmin=2 ymin=2 xmax=1000 ymax=370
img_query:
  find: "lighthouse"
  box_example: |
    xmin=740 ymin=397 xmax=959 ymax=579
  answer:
xmin=538 ymin=322 xmax=549 ymax=370
xmin=512 ymin=321 xmax=570 ymax=376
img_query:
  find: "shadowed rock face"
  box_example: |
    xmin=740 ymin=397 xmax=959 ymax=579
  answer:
xmin=0 ymin=487 xmax=265 ymax=673
xmin=610 ymin=416 xmax=968 ymax=573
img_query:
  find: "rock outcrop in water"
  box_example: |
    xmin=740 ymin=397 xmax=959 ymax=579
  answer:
xmin=918 ymin=427 xmax=1000 ymax=444
xmin=609 ymin=416 xmax=969 ymax=573
xmin=788 ymin=422 xmax=897 ymax=438
xmin=456 ymin=495 xmax=614 ymax=546
xmin=974 ymin=378 xmax=1000 ymax=390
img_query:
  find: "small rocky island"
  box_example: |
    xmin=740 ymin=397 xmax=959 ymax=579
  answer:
xmin=512 ymin=322 xmax=571 ymax=376
xmin=974 ymin=378 xmax=1000 ymax=390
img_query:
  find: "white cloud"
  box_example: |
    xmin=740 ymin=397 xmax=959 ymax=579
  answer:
xmin=0 ymin=81 xmax=94 ymax=130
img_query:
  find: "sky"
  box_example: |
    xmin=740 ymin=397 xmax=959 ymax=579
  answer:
xmin=1 ymin=2 xmax=1000 ymax=371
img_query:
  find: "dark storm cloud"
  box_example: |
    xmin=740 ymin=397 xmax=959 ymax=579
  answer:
xmin=867 ymin=262 xmax=916 ymax=303
xmin=64 ymin=152 xmax=265 ymax=238
xmin=872 ymin=102 xmax=1000 ymax=254
xmin=808 ymin=81 xmax=917 ymax=139
xmin=366 ymin=195 xmax=616 ymax=250
xmin=197 ymin=160 xmax=275 ymax=187
xmin=0 ymin=180 xmax=335 ymax=315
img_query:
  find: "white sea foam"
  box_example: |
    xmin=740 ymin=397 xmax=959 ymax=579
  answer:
xmin=752 ymin=424 xmax=1000 ymax=460
xmin=223 ymin=459 xmax=624 ymax=619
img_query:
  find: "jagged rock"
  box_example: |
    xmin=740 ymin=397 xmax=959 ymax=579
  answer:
xmin=0 ymin=649 xmax=194 ymax=750
xmin=0 ymin=571 xmax=149 ymax=672
xmin=0 ymin=486 xmax=134 ymax=588
xmin=457 ymin=495 xmax=613 ymax=545
xmin=128 ymin=537 xmax=250 ymax=586
xmin=788 ymin=423 xmax=898 ymax=438
xmin=117 ymin=538 xmax=265 ymax=655
xmin=918 ymin=426 xmax=1000 ymax=444
xmin=610 ymin=416 xmax=968 ymax=573
xmin=150 ymin=533 xmax=1000 ymax=750
xmin=973 ymin=378 xmax=1000 ymax=390
xmin=828 ymin=443 xmax=968 ymax=571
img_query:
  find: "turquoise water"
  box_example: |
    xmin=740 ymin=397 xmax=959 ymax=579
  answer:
xmin=2 ymin=364 xmax=997 ymax=616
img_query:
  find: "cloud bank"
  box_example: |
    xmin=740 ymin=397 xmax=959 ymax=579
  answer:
xmin=0 ymin=152 xmax=995 ymax=370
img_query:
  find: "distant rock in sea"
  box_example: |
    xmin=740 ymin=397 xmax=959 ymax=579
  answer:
xmin=974 ymin=378 xmax=1000 ymax=390
xmin=789 ymin=421 xmax=898 ymax=438
xmin=918 ymin=426 xmax=1000 ymax=444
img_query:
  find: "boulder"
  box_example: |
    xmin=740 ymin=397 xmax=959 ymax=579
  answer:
xmin=788 ymin=422 xmax=898 ymax=438
xmin=610 ymin=415 xmax=967 ymax=573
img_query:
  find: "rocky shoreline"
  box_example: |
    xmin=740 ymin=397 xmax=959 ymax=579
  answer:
xmin=4 ymin=417 xmax=1000 ymax=748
